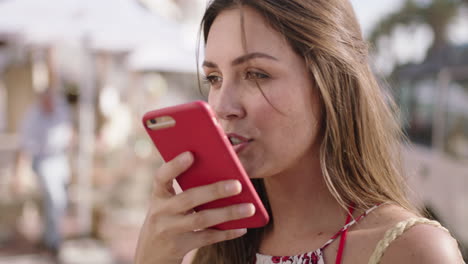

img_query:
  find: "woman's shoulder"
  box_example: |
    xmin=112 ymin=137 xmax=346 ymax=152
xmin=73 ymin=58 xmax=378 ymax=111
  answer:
xmin=353 ymin=203 xmax=464 ymax=264
xmin=378 ymin=220 xmax=464 ymax=263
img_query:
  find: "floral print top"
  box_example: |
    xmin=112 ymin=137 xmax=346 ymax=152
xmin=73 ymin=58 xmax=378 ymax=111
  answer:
xmin=254 ymin=204 xmax=382 ymax=264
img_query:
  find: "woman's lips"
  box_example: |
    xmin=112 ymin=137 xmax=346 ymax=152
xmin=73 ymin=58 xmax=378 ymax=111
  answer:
xmin=227 ymin=133 xmax=253 ymax=154
xmin=233 ymin=141 xmax=251 ymax=153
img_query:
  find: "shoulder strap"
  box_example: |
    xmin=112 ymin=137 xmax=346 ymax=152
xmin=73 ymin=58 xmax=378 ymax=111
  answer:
xmin=368 ymin=217 xmax=448 ymax=264
xmin=335 ymin=205 xmax=355 ymax=264
xmin=322 ymin=203 xmax=383 ymax=251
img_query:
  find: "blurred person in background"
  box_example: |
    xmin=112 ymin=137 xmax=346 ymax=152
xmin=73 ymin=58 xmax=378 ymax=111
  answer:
xmin=13 ymin=87 xmax=72 ymax=258
xmin=135 ymin=0 xmax=465 ymax=264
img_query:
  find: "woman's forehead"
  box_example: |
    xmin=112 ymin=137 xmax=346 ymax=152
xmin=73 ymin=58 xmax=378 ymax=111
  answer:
xmin=205 ymin=7 xmax=290 ymax=61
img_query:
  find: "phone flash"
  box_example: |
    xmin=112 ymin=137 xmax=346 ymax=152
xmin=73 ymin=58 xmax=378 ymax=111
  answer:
xmin=146 ymin=116 xmax=176 ymax=130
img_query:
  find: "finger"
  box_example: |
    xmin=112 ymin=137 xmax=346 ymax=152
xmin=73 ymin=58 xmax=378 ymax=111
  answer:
xmin=191 ymin=228 xmax=248 ymax=248
xmin=153 ymin=152 xmax=193 ymax=197
xmin=167 ymin=180 xmax=242 ymax=214
xmin=180 ymin=203 xmax=256 ymax=232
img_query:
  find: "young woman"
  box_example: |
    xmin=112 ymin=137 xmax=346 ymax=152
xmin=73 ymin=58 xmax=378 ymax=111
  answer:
xmin=135 ymin=0 xmax=465 ymax=263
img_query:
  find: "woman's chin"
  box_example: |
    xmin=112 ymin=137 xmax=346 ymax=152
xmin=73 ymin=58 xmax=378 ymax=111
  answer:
xmin=243 ymin=165 xmax=269 ymax=180
xmin=239 ymin=157 xmax=271 ymax=179
xmin=241 ymin=163 xmax=259 ymax=179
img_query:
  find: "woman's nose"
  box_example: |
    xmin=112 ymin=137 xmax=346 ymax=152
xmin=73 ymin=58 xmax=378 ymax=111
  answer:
xmin=209 ymin=82 xmax=246 ymax=121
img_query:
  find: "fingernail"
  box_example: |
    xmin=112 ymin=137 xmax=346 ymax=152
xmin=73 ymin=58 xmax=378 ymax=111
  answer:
xmin=234 ymin=228 xmax=247 ymax=236
xmin=181 ymin=152 xmax=192 ymax=163
xmin=238 ymin=203 xmax=255 ymax=216
xmin=225 ymin=181 xmax=242 ymax=194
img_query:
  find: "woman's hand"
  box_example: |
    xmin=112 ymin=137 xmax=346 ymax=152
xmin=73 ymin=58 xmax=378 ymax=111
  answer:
xmin=134 ymin=152 xmax=255 ymax=264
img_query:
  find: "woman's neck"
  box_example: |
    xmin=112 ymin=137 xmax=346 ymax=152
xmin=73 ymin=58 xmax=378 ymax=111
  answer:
xmin=262 ymin=154 xmax=348 ymax=244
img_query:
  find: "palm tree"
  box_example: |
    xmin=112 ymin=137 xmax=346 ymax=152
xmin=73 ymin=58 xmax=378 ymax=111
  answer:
xmin=369 ymin=0 xmax=467 ymax=63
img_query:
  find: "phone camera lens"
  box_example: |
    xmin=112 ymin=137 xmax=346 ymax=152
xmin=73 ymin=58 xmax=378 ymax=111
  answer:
xmin=150 ymin=119 xmax=157 ymax=124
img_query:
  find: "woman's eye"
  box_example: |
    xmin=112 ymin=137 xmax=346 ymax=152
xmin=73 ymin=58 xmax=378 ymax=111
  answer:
xmin=245 ymin=71 xmax=269 ymax=80
xmin=203 ymin=75 xmax=222 ymax=86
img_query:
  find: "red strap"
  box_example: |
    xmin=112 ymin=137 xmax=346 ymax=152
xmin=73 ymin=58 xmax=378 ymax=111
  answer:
xmin=336 ymin=205 xmax=355 ymax=264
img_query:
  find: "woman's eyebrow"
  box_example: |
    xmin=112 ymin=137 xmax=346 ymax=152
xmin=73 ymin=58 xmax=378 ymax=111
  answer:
xmin=202 ymin=60 xmax=218 ymax=68
xmin=202 ymin=52 xmax=279 ymax=68
xmin=231 ymin=52 xmax=278 ymax=66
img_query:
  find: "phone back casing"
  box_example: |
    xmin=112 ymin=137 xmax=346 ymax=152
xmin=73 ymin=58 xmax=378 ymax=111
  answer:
xmin=142 ymin=101 xmax=269 ymax=230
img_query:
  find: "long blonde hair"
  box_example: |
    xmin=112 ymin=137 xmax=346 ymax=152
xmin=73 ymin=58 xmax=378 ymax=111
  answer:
xmin=195 ymin=0 xmax=418 ymax=263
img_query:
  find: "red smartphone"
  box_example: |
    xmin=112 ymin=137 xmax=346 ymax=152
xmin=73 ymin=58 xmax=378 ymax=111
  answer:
xmin=142 ymin=101 xmax=269 ymax=230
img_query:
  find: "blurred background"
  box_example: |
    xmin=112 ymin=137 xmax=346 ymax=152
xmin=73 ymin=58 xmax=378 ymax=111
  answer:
xmin=0 ymin=0 xmax=466 ymax=263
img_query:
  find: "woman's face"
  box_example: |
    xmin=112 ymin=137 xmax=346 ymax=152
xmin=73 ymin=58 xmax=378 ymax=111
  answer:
xmin=204 ymin=7 xmax=322 ymax=179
